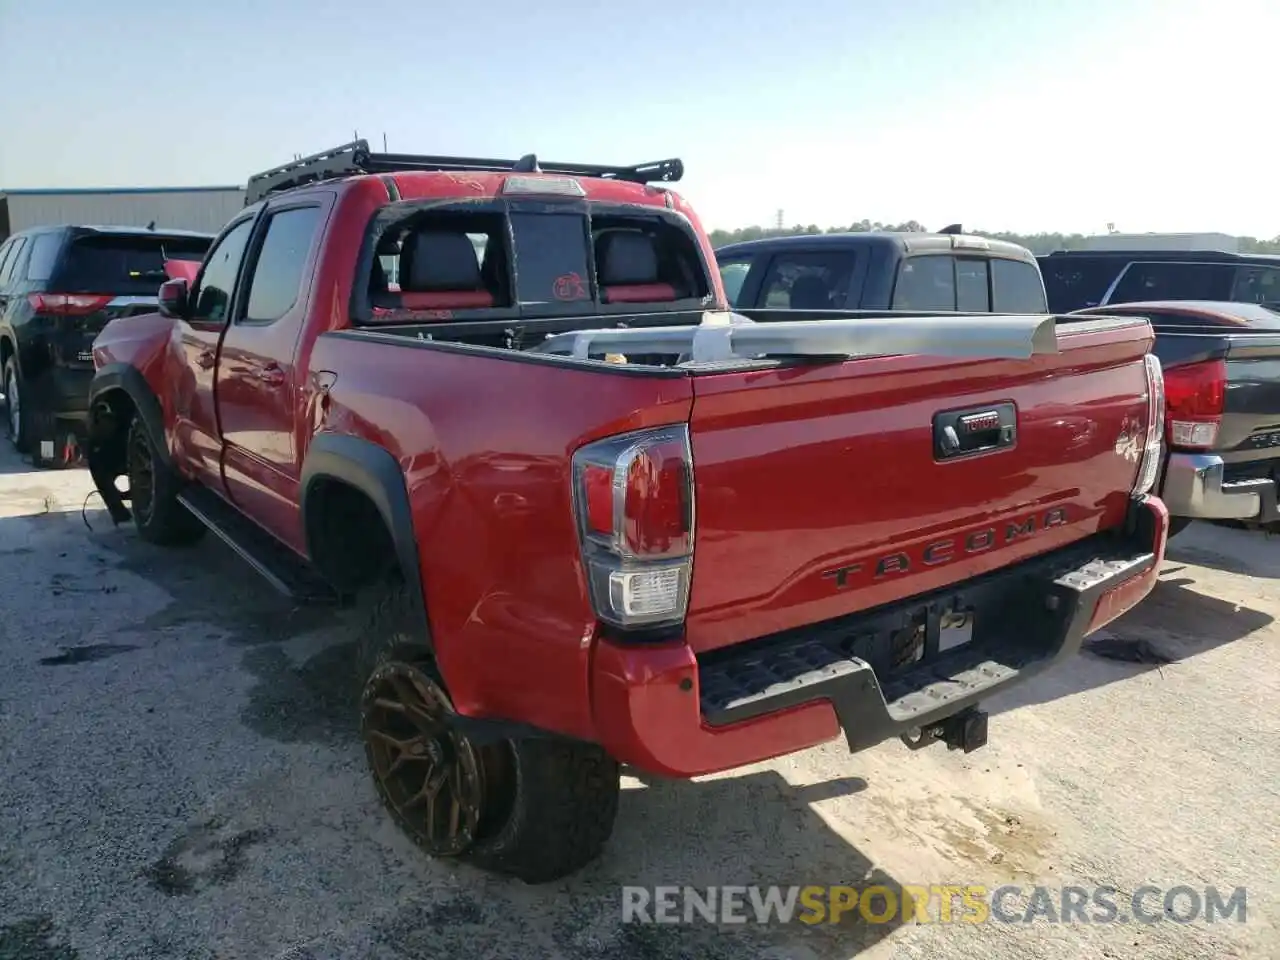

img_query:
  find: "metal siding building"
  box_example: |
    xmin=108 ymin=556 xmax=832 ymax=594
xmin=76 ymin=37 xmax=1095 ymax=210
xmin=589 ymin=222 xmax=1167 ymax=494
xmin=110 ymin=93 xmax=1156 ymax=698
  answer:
xmin=0 ymin=186 xmax=244 ymax=241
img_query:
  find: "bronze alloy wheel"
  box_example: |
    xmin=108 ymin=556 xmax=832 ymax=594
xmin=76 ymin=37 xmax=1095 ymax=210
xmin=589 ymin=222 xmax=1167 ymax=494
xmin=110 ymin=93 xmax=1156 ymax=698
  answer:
xmin=126 ymin=425 xmax=155 ymax=526
xmin=361 ymin=661 xmax=510 ymax=858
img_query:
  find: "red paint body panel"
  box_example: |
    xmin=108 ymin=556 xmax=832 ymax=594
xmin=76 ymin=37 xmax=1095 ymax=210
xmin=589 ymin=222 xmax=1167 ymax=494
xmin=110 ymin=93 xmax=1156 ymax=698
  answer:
xmin=684 ymin=323 xmax=1156 ymax=652
xmin=307 ymin=331 xmax=693 ymax=738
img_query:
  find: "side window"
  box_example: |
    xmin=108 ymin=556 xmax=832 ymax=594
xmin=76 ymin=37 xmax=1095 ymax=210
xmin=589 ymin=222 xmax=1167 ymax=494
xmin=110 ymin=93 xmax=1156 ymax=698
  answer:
xmin=893 ymin=255 xmax=956 ymax=310
xmin=956 ymin=258 xmax=990 ymax=312
xmin=1231 ymin=266 xmax=1280 ymax=305
xmin=991 ymin=258 xmax=1049 ymax=313
xmin=758 ymin=252 xmax=857 ymax=309
xmin=717 ymin=258 xmax=752 ymax=306
xmin=0 ymin=240 xmax=17 ymax=288
xmin=242 ymin=207 xmax=322 ymax=323
xmin=1108 ymin=261 xmax=1234 ymax=304
xmin=1040 ymin=257 xmax=1122 ymax=312
xmin=190 ymin=219 xmax=255 ymax=323
xmin=25 ymin=234 xmax=63 ymax=283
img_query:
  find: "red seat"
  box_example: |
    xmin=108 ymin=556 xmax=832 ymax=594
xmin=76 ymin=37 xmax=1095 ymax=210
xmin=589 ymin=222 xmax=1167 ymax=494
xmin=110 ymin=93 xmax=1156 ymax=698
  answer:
xmin=595 ymin=231 xmax=680 ymax=306
xmin=394 ymin=230 xmax=493 ymax=317
xmin=602 ymin=283 xmax=677 ymax=304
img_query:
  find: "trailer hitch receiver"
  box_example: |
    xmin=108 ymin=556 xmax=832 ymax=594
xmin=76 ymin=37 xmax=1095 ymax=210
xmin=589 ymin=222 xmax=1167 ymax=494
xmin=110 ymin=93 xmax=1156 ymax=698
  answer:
xmin=900 ymin=706 xmax=989 ymax=754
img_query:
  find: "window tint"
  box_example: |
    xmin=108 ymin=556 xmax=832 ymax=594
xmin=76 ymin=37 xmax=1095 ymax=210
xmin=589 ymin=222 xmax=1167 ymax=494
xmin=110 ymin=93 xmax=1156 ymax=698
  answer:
xmin=992 ymin=258 xmax=1049 ymax=313
xmin=0 ymin=242 xmax=13 ymax=284
xmin=758 ymin=252 xmax=856 ymax=309
xmin=191 ymin=220 xmax=254 ymax=323
xmin=1039 ymin=256 xmax=1123 ymax=312
xmin=1231 ymin=265 xmax=1280 ymax=305
xmin=25 ymin=234 xmax=63 ymax=283
xmin=718 ymin=259 xmax=752 ymax=306
xmin=510 ymin=212 xmax=589 ymax=306
xmin=1108 ymin=261 xmax=1234 ymax=304
xmin=893 ymin=255 xmax=955 ymax=310
xmin=956 ymin=258 xmax=989 ymax=312
xmin=243 ymin=207 xmax=322 ymax=323
xmin=53 ymin=233 xmax=212 ymax=295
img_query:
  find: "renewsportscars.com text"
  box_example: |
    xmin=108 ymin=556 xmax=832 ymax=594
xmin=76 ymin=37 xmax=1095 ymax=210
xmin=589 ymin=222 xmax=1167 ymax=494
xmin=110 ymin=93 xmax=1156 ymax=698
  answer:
xmin=621 ymin=884 xmax=1248 ymax=926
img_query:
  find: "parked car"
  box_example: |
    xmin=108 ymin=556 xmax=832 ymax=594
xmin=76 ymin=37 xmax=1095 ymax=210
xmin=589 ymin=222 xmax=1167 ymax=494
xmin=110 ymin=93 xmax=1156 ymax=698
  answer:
xmin=0 ymin=225 xmax=212 ymax=457
xmin=1071 ymin=299 xmax=1280 ymax=538
xmin=715 ymin=227 xmax=1049 ymax=314
xmin=85 ymin=140 xmax=1168 ymax=884
xmin=1039 ymin=248 xmax=1280 ymax=314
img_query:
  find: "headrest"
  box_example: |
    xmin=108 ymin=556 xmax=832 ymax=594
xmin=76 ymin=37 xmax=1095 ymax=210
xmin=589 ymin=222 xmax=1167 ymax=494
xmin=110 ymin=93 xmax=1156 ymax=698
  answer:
xmin=789 ymin=274 xmax=832 ymax=309
xmin=400 ymin=231 xmax=482 ymax=291
xmin=596 ymin=231 xmax=660 ymax=286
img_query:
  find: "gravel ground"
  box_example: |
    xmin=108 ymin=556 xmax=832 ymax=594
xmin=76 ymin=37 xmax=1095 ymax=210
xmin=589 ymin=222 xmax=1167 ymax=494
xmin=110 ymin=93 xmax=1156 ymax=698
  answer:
xmin=0 ymin=442 xmax=1276 ymax=960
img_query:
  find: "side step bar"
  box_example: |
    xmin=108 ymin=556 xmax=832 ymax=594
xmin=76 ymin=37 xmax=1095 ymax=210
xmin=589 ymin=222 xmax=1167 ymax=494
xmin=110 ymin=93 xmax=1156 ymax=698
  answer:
xmin=177 ymin=486 xmax=342 ymax=605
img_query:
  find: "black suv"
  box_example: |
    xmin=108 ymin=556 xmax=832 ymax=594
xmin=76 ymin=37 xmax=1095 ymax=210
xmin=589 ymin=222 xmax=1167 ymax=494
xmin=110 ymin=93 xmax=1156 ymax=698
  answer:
xmin=1038 ymin=249 xmax=1280 ymax=314
xmin=0 ymin=225 xmax=212 ymax=455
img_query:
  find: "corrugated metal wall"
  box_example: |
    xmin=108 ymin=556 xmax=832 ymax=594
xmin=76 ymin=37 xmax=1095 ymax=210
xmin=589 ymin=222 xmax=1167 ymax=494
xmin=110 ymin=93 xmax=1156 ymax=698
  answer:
xmin=0 ymin=188 xmax=244 ymax=239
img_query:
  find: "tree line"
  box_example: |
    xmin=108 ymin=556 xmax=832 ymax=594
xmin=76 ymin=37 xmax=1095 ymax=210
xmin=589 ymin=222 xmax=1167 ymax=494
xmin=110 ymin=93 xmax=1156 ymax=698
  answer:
xmin=706 ymin=221 xmax=1280 ymax=255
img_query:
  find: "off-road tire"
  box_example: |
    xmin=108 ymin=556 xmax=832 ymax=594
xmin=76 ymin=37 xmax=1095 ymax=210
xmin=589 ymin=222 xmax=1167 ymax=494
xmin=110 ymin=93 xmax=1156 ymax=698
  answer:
xmin=4 ymin=356 xmax=34 ymax=453
xmin=463 ymin=737 xmax=621 ymax=884
xmin=126 ymin=415 xmax=205 ymax=546
xmin=356 ymin=579 xmax=621 ymax=883
xmin=1167 ymin=517 xmax=1192 ymax=540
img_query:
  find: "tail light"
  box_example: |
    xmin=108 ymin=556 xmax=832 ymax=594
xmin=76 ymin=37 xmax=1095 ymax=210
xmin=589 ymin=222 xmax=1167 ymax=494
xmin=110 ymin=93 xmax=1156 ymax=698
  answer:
xmin=1164 ymin=358 xmax=1226 ymax=450
xmin=27 ymin=293 xmax=113 ymax=315
xmin=571 ymin=425 xmax=694 ymax=630
xmin=1133 ymin=353 xmax=1166 ymax=495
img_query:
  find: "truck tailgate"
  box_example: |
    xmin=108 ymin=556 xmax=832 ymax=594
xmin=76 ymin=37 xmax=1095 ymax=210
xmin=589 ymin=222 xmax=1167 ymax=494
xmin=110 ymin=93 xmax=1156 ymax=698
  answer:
xmin=684 ymin=318 xmax=1155 ymax=653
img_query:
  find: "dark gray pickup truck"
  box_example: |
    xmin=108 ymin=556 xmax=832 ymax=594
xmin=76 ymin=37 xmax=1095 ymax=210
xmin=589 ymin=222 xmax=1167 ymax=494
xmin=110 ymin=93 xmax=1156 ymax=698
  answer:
xmin=1072 ymin=300 xmax=1280 ymax=537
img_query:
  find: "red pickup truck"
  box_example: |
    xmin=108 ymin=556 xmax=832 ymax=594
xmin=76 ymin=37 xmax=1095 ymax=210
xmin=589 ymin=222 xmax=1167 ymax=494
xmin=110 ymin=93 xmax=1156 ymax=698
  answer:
xmin=85 ymin=141 xmax=1169 ymax=883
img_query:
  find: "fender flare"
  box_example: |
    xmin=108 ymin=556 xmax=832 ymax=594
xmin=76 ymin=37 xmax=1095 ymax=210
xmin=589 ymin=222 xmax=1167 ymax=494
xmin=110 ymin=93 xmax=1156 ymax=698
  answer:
xmin=299 ymin=433 xmax=431 ymax=648
xmin=87 ymin=362 xmax=172 ymax=471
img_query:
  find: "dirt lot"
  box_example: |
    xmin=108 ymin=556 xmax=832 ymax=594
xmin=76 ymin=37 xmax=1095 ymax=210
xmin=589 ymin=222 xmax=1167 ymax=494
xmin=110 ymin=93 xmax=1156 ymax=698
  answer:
xmin=0 ymin=443 xmax=1276 ymax=960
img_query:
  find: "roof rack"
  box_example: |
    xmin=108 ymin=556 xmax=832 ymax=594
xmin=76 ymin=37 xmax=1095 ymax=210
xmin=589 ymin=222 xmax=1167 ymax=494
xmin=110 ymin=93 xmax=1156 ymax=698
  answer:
xmin=244 ymin=140 xmax=684 ymax=206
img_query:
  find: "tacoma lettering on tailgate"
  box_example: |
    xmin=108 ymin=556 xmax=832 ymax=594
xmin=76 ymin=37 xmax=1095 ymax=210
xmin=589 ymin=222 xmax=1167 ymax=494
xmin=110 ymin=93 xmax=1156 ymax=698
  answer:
xmin=821 ymin=507 xmax=1070 ymax=590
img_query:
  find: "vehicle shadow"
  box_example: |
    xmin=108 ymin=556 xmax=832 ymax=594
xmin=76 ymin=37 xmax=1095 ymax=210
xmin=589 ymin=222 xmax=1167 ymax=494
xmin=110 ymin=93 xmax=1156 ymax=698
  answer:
xmin=1164 ymin=520 xmax=1280 ymax=580
xmin=986 ymin=565 xmax=1272 ymax=716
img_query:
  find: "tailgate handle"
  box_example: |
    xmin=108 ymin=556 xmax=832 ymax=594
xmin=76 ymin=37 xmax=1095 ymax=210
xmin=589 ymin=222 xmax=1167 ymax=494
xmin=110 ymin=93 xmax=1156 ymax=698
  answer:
xmin=934 ymin=402 xmax=1017 ymax=460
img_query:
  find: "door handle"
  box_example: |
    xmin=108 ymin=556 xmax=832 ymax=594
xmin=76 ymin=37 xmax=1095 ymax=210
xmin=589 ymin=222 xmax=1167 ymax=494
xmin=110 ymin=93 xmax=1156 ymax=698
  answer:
xmin=196 ymin=349 xmax=215 ymax=370
xmin=258 ymin=363 xmax=286 ymax=386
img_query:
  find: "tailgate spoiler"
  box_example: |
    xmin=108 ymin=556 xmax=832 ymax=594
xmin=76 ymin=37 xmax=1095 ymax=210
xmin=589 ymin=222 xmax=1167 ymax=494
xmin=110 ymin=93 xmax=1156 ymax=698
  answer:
xmin=1151 ymin=328 xmax=1280 ymax=368
xmin=533 ymin=311 xmax=1062 ymax=364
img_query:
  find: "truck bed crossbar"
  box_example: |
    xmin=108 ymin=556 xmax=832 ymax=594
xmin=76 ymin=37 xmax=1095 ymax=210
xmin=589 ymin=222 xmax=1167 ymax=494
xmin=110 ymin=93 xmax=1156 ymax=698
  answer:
xmin=245 ymin=140 xmax=683 ymax=205
xmin=530 ymin=312 xmax=1061 ymax=365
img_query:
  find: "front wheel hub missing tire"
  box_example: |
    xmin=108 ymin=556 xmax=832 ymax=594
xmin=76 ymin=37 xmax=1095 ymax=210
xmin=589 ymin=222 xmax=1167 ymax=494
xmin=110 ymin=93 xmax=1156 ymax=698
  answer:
xmin=360 ymin=661 xmax=488 ymax=857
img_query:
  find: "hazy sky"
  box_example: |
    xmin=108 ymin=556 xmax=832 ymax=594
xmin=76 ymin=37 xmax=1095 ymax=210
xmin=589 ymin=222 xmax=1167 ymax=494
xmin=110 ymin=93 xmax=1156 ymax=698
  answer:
xmin=1 ymin=0 xmax=1276 ymax=237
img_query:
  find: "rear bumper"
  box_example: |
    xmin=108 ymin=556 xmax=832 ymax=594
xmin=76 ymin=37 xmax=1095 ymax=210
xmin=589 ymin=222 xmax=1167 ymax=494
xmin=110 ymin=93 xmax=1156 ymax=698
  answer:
xmin=591 ymin=495 xmax=1167 ymax=778
xmin=30 ymin=363 xmax=94 ymax=421
xmin=1160 ymin=452 xmax=1278 ymax=522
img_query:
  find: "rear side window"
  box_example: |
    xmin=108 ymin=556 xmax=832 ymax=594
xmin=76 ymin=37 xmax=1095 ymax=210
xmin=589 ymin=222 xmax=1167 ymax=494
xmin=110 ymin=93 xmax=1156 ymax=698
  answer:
xmin=992 ymin=258 xmax=1048 ymax=313
xmin=1109 ymin=261 xmax=1234 ymax=304
xmin=1231 ymin=265 xmax=1280 ymax=305
xmin=893 ymin=255 xmax=955 ymax=310
xmin=53 ymin=233 xmax=212 ymax=295
xmin=25 ymin=234 xmax=63 ymax=283
xmin=758 ymin=252 xmax=857 ymax=308
xmin=511 ymin=212 xmax=590 ymax=306
xmin=1039 ymin=257 xmax=1123 ymax=312
xmin=718 ymin=259 xmax=752 ymax=306
xmin=242 ymin=206 xmax=322 ymax=323
xmin=0 ymin=239 xmax=25 ymax=288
